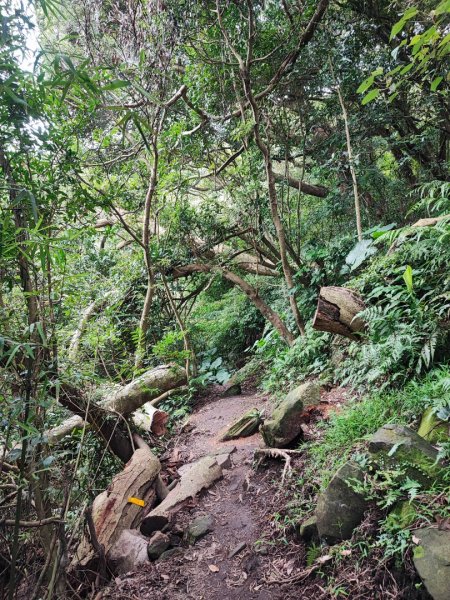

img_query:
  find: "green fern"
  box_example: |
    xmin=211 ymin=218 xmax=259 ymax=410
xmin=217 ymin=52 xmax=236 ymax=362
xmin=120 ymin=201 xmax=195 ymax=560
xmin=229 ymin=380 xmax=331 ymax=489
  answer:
xmin=306 ymin=543 xmax=322 ymax=567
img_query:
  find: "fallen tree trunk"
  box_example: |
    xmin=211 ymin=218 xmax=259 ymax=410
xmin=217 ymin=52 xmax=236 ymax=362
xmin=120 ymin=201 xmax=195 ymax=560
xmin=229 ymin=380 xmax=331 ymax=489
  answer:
xmin=44 ymin=402 xmax=170 ymax=446
xmin=312 ymin=286 xmax=365 ymax=340
xmin=101 ymin=365 xmax=186 ymax=414
xmin=169 ymin=263 xmax=295 ymax=346
xmin=57 ymin=365 xmax=186 ymax=462
xmin=412 ymin=214 xmax=449 ymax=227
xmin=273 ymin=170 xmax=329 ymax=198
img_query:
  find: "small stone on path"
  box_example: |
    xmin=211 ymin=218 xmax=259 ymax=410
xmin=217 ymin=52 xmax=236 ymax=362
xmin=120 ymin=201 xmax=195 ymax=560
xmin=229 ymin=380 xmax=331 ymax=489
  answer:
xmin=147 ymin=531 xmax=170 ymax=560
xmin=186 ymin=513 xmax=214 ymax=544
xmin=228 ymin=541 xmax=246 ymax=558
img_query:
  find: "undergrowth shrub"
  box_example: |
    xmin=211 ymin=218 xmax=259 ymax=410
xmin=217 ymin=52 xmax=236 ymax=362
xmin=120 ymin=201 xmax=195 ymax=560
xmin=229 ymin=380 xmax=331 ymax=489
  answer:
xmin=189 ymin=281 xmax=265 ymax=369
xmin=307 ymin=366 xmax=450 ymax=482
xmin=258 ymin=323 xmax=332 ymax=395
xmin=335 ymin=221 xmax=450 ymax=390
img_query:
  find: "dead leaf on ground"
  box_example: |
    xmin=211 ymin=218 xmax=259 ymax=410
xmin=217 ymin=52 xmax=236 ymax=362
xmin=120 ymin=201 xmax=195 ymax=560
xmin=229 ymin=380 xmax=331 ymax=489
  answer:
xmin=412 ymin=535 xmax=421 ymax=545
xmin=317 ymin=554 xmax=332 ymax=564
xmin=208 ymin=564 xmax=220 ymax=573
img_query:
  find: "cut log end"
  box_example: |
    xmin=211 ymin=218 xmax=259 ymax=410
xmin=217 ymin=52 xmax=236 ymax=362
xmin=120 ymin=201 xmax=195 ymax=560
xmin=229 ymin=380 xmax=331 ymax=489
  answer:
xmin=312 ymin=286 xmax=365 ymax=340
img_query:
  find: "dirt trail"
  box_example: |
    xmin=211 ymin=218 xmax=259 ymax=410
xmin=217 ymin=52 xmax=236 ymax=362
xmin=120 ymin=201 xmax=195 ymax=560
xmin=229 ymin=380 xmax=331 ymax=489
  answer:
xmin=105 ymin=384 xmax=292 ymax=600
xmin=102 ymin=383 xmax=426 ymax=600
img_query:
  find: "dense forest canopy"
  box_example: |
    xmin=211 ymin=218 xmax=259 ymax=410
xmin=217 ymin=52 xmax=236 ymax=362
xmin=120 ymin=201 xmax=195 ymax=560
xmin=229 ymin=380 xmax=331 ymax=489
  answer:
xmin=0 ymin=0 xmax=449 ymax=598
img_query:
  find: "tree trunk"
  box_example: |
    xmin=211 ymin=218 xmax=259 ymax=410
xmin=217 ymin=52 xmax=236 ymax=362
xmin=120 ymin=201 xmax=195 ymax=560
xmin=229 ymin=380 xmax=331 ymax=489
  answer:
xmin=103 ymin=365 xmax=186 ymax=414
xmin=220 ymin=267 xmax=295 ymax=345
xmin=68 ymin=295 xmax=110 ymax=361
xmin=238 ymin=54 xmax=305 ymax=336
xmin=312 ymin=286 xmax=365 ymax=340
xmin=57 ymin=365 xmax=186 ymax=462
xmin=72 ymin=444 xmax=161 ymax=577
xmin=329 ymin=58 xmax=362 ymax=242
xmin=169 ymin=263 xmax=295 ymax=345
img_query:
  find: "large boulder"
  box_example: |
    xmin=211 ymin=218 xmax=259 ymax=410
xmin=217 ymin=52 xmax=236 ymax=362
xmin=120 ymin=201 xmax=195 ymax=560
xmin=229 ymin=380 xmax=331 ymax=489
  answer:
xmin=315 ymin=462 xmax=369 ymax=544
xmin=412 ymin=527 xmax=450 ymax=600
xmin=108 ymin=529 xmax=149 ymax=574
xmin=368 ymin=424 xmax=442 ymax=485
xmin=260 ymin=381 xmax=320 ymax=447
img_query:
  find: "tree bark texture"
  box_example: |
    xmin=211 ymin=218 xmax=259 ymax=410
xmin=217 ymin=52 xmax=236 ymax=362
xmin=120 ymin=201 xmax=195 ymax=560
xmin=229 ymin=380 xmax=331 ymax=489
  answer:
xmin=312 ymin=286 xmax=365 ymax=340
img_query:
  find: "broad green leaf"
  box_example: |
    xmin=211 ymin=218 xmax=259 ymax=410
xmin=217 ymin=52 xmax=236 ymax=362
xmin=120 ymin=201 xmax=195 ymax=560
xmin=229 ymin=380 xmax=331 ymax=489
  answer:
xmin=345 ymin=239 xmax=377 ymax=271
xmin=431 ymin=76 xmax=443 ymax=91
xmin=357 ymin=75 xmax=374 ymax=94
xmin=403 ymin=265 xmax=414 ymax=293
xmin=103 ymin=79 xmax=130 ymax=91
xmin=210 ymin=357 xmax=223 ymax=369
xmin=403 ymin=7 xmax=418 ymax=20
xmin=390 ymin=19 xmax=406 ymax=41
xmin=362 ymin=88 xmax=379 ymax=105
xmin=435 ymin=0 xmax=450 ymax=15
xmin=400 ymin=63 xmax=414 ymax=75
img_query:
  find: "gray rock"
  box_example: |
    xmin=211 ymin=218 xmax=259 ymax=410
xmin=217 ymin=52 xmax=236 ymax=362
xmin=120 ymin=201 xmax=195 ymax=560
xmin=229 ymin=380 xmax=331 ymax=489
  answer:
xmin=315 ymin=462 xmax=368 ymax=544
xmin=214 ymin=452 xmax=232 ymax=469
xmin=147 ymin=531 xmax=170 ymax=560
xmin=108 ymin=529 xmax=149 ymax=574
xmin=260 ymin=381 xmax=320 ymax=447
xmin=298 ymin=516 xmax=319 ymax=542
xmin=412 ymin=527 xmax=450 ymax=600
xmin=220 ymin=408 xmax=262 ymax=441
xmin=368 ymin=424 xmax=442 ymax=485
xmin=186 ymin=513 xmax=214 ymax=544
xmin=221 ymin=383 xmax=242 ymax=397
xmin=168 ymin=532 xmax=182 ymax=547
xmin=158 ymin=547 xmax=184 ymax=561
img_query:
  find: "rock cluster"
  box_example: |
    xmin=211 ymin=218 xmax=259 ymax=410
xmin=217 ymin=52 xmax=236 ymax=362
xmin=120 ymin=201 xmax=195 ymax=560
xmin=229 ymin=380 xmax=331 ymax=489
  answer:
xmin=309 ymin=422 xmax=448 ymax=600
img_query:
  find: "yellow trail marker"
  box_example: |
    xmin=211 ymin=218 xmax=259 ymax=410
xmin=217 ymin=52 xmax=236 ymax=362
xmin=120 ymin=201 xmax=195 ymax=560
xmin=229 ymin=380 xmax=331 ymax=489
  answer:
xmin=128 ymin=497 xmax=145 ymax=507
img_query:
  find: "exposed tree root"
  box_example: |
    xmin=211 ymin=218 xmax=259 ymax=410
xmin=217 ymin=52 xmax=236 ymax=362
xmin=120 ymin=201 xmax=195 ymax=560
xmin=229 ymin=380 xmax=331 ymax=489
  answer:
xmin=253 ymin=448 xmax=303 ymax=484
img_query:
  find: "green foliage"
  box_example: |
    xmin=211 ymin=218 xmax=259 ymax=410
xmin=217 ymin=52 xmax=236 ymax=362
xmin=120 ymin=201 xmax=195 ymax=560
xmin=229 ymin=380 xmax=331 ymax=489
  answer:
xmin=309 ymin=367 xmax=450 ymax=478
xmin=190 ymin=350 xmax=231 ymax=388
xmin=336 ymin=222 xmax=450 ymax=389
xmin=358 ymin=1 xmax=450 ymax=102
xmin=189 ymin=282 xmax=265 ymax=369
xmin=258 ymin=324 xmax=332 ymax=395
xmin=152 ymin=330 xmax=190 ymax=364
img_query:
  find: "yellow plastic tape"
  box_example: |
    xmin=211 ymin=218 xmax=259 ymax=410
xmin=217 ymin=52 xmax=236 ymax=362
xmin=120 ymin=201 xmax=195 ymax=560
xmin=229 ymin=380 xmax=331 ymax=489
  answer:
xmin=128 ymin=497 xmax=145 ymax=507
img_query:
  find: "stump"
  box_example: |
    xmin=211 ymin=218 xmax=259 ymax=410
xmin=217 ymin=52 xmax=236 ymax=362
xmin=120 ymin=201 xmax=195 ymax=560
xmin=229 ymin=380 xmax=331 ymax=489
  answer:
xmin=312 ymin=286 xmax=365 ymax=340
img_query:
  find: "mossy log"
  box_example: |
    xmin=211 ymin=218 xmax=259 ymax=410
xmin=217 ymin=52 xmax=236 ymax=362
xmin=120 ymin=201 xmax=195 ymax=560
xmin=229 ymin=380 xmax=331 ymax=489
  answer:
xmin=312 ymin=286 xmax=365 ymax=340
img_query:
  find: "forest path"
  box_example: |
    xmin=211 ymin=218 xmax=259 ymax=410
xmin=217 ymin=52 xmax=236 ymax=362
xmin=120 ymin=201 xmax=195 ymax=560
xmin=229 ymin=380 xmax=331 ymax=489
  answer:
xmin=105 ymin=383 xmax=294 ymax=600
